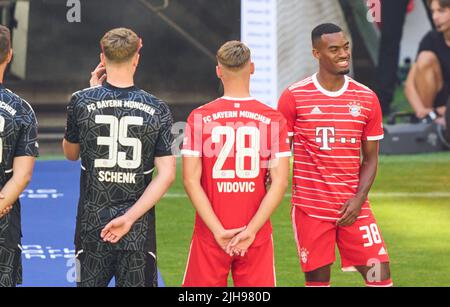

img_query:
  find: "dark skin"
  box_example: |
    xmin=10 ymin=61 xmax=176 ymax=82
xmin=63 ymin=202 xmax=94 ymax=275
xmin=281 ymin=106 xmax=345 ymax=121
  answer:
xmin=304 ymin=32 xmax=391 ymax=284
xmin=312 ymin=32 xmax=351 ymax=91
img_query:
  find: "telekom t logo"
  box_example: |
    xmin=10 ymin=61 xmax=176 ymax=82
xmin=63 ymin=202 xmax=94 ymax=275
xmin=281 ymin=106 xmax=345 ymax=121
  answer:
xmin=315 ymin=127 xmax=357 ymax=151
xmin=316 ymin=127 xmax=335 ymax=151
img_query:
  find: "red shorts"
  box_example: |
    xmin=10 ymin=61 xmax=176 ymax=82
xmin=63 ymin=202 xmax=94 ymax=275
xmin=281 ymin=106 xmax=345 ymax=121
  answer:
xmin=291 ymin=206 xmax=390 ymax=273
xmin=182 ymin=234 xmax=276 ymax=287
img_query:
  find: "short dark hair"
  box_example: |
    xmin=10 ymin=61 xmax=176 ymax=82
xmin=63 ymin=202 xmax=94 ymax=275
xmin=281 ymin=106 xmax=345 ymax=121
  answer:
xmin=311 ymin=23 xmax=343 ymax=46
xmin=0 ymin=25 xmax=11 ymax=64
xmin=427 ymin=0 xmax=450 ymax=8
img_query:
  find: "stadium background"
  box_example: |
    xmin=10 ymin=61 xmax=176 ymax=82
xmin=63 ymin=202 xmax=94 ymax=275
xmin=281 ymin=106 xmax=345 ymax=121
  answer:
xmin=0 ymin=0 xmax=448 ymax=286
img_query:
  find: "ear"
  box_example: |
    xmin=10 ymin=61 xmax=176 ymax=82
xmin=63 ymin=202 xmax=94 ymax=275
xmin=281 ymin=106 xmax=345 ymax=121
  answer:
xmin=250 ymin=62 xmax=255 ymax=75
xmin=6 ymin=49 xmax=13 ymax=64
xmin=216 ymin=65 xmax=222 ymax=79
xmin=100 ymin=53 xmax=106 ymax=66
xmin=312 ymin=48 xmax=320 ymax=61
xmin=133 ymin=53 xmax=140 ymax=67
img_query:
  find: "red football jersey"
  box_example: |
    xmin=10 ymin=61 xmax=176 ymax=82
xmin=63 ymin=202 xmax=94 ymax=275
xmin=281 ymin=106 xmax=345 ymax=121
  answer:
xmin=278 ymin=74 xmax=384 ymax=221
xmin=182 ymin=96 xmax=291 ymax=246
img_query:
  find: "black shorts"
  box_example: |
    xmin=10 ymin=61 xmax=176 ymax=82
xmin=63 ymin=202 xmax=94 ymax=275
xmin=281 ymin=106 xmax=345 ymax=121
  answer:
xmin=76 ymin=250 xmax=158 ymax=287
xmin=435 ymin=81 xmax=450 ymax=108
xmin=0 ymin=245 xmax=22 ymax=287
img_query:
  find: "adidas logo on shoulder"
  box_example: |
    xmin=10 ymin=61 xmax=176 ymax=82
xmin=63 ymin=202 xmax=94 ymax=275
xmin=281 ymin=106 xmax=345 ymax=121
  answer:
xmin=311 ymin=106 xmax=323 ymax=115
xmin=378 ymin=247 xmax=387 ymax=256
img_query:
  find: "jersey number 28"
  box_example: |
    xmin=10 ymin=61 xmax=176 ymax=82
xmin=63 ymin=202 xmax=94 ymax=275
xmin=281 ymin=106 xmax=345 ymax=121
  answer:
xmin=212 ymin=126 xmax=260 ymax=179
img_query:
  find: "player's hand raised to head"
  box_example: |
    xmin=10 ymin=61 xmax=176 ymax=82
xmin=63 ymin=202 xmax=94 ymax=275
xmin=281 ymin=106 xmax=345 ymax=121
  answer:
xmin=100 ymin=215 xmax=134 ymax=244
xmin=214 ymin=226 xmax=246 ymax=252
xmin=90 ymin=63 xmax=107 ymax=87
xmin=337 ymin=196 xmax=365 ymax=227
xmin=226 ymin=229 xmax=256 ymax=257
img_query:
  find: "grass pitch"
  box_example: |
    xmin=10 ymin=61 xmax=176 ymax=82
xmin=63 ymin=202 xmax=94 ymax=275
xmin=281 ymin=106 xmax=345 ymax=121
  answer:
xmin=41 ymin=152 xmax=450 ymax=286
xmin=154 ymin=153 xmax=450 ymax=287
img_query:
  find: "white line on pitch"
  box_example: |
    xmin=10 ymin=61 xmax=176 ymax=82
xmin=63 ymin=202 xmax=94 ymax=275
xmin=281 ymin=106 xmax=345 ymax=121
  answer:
xmin=163 ymin=192 xmax=450 ymax=198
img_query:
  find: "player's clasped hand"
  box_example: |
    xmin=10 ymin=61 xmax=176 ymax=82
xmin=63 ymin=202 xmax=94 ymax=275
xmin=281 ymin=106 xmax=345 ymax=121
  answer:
xmin=337 ymin=196 xmax=365 ymax=227
xmin=89 ymin=63 xmax=107 ymax=87
xmin=214 ymin=226 xmax=247 ymax=253
xmin=226 ymin=229 xmax=256 ymax=257
xmin=0 ymin=193 xmax=12 ymax=218
xmin=0 ymin=205 xmax=12 ymax=218
xmin=100 ymin=215 xmax=134 ymax=244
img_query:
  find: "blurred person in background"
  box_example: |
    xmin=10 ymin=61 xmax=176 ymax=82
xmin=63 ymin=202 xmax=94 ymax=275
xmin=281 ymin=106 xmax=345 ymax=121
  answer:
xmin=405 ymin=0 xmax=450 ymax=132
xmin=375 ymin=0 xmax=411 ymax=116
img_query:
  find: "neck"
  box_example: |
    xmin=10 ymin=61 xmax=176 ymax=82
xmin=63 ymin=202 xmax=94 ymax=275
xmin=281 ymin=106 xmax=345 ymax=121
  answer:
xmin=0 ymin=66 xmax=5 ymax=84
xmin=444 ymin=30 xmax=450 ymax=43
xmin=222 ymin=77 xmax=251 ymax=98
xmin=105 ymin=66 xmax=135 ymax=88
xmin=316 ymin=68 xmax=346 ymax=92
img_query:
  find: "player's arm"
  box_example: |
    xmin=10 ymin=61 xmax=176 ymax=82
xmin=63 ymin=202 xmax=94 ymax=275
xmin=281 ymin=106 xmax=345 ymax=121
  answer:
xmin=101 ymin=155 xmax=176 ymax=243
xmin=277 ymin=89 xmax=296 ymax=148
xmin=1 ymin=104 xmax=38 ymax=217
xmin=183 ymin=156 xmax=245 ymax=250
xmin=227 ymin=157 xmax=290 ymax=256
xmin=0 ymin=156 xmax=35 ymax=216
xmin=62 ymin=139 xmax=80 ymax=161
xmin=338 ymin=140 xmax=379 ymax=226
xmin=62 ymin=95 xmax=80 ymax=161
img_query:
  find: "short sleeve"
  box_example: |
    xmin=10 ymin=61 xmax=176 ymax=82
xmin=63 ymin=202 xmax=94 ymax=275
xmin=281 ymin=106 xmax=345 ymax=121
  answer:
xmin=181 ymin=111 xmax=203 ymax=157
xmin=277 ymin=89 xmax=297 ymax=137
xmin=64 ymin=95 xmax=80 ymax=144
xmin=271 ymin=115 xmax=292 ymax=159
xmin=154 ymin=103 xmax=175 ymax=157
xmin=417 ymin=31 xmax=435 ymax=57
xmin=15 ymin=103 xmax=39 ymax=157
xmin=362 ymin=94 xmax=384 ymax=141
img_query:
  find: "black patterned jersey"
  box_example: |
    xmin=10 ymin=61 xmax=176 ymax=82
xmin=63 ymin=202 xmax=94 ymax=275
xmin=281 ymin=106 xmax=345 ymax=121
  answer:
xmin=0 ymin=84 xmax=39 ymax=248
xmin=65 ymin=82 xmax=173 ymax=252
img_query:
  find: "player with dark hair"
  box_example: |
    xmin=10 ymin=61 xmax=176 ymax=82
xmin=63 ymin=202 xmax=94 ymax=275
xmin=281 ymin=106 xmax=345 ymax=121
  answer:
xmin=278 ymin=23 xmax=393 ymax=287
xmin=63 ymin=28 xmax=176 ymax=287
xmin=0 ymin=25 xmax=38 ymax=287
xmin=182 ymin=41 xmax=291 ymax=287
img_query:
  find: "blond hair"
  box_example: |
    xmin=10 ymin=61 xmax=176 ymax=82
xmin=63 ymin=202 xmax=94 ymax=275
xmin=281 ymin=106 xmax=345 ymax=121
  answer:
xmin=216 ymin=41 xmax=251 ymax=70
xmin=100 ymin=28 xmax=140 ymax=63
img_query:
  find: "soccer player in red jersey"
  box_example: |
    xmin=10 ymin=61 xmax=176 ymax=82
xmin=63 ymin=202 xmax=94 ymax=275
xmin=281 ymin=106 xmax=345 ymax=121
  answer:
xmin=181 ymin=41 xmax=291 ymax=287
xmin=278 ymin=23 xmax=393 ymax=287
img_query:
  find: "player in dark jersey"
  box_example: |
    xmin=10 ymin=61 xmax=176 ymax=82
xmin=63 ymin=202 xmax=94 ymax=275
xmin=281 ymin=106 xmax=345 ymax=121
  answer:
xmin=0 ymin=26 xmax=39 ymax=287
xmin=63 ymin=28 xmax=176 ymax=287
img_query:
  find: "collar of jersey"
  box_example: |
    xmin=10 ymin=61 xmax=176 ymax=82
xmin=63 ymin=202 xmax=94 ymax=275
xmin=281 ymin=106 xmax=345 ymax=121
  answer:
xmin=221 ymin=96 xmax=255 ymax=101
xmin=312 ymin=73 xmax=349 ymax=97
xmin=103 ymin=82 xmax=138 ymax=92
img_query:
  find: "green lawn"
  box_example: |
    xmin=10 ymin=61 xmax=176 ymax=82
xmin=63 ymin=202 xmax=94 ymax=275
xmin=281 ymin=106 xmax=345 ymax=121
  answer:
xmin=154 ymin=153 xmax=450 ymax=287
xmin=44 ymin=153 xmax=450 ymax=286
